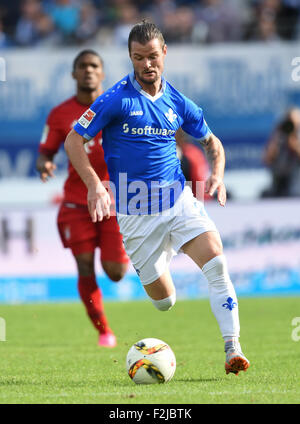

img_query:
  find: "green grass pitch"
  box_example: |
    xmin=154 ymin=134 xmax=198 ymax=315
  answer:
xmin=0 ymin=296 xmax=299 ymax=404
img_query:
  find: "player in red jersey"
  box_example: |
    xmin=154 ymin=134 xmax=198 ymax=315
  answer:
xmin=176 ymin=128 xmax=210 ymax=202
xmin=36 ymin=50 xmax=129 ymax=347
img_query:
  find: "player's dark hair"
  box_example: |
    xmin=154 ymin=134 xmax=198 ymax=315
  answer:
xmin=72 ymin=50 xmax=103 ymax=71
xmin=128 ymin=19 xmax=165 ymax=53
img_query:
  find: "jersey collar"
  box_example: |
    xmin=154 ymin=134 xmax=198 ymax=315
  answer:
xmin=129 ymin=72 xmax=166 ymax=102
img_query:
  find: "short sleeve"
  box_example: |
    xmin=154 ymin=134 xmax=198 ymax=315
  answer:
xmin=74 ymin=93 xmax=118 ymax=141
xmin=39 ymin=109 xmax=64 ymax=154
xmin=181 ymin=97 xmax=212 ymax=142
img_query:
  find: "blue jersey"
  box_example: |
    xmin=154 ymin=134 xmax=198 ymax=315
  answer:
xmin=74 ymin=73 xmax=211 ymax=214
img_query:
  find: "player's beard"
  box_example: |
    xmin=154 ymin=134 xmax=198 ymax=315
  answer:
xmin=137 ymin=71 xmax=159 ymax=85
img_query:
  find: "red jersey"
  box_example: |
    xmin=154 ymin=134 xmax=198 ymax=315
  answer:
xmin=181 ymin=143 xmax=211 ymax=201
xmin=39 ymin=96 xmax=110 ymax=205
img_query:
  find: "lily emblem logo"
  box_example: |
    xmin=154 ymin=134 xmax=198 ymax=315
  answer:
xmin=165 ymin=108 xmax=177 ymax=123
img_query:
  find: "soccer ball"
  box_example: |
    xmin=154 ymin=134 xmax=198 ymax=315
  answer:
xmin=126 ymin=338 xmax=176 ymax=384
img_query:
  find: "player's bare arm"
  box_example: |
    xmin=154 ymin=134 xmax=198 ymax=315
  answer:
xmin=64 ymin=128 xmax=111 ymax=222
xmin=201 ymin=134 xmax=226 ymax=207
xmin=36 ymin=153 xmax=57 ymax=182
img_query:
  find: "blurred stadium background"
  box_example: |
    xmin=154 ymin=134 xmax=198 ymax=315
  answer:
xmin=0 ymin=0 xmax=300 ymax=304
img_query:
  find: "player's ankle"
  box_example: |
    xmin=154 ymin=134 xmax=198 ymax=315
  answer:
xmin=223 ymin=337 xmax=240 ymax=352
xmin=99 ymin=328 xmax=113 ymax=335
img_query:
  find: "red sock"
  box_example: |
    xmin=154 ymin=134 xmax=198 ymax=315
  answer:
xmin=77 ymin=275 xmax=111 ymax=335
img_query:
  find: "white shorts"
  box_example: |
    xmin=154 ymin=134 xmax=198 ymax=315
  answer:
xmin=117 ymin=186 xmax=218 ymax=285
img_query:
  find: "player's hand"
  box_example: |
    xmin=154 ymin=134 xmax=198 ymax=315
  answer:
xmin=205 ymin=175 xmax=227 ymax=207
xmin=36 ymin=158 xmax=56 ymax=182
xmin=87 ymin=181 xmax=111 ymax=223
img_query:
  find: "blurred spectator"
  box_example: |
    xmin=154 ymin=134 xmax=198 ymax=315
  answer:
xmin=248 ymin=12 xmax=281 ymax=41
xmin=0 ymin=16 xmax=14 ymax=47
xmin=0 ymin=0 xmax=21 ymax=37
xmin=143 ymin=0 xmax=177 ymax=31
xmin=1 ymin=0 xmax=300 ymax=47
xmin=75 ymin=1 xmax=99 ymax=44
xmin=245 ymin=0 xmax=282 ymax=41
xmin=48 ymin=0 xmax=80 ymax=43
xmin=15 ymin=0 xmax=55 ymax=46
xmin=277 ymin=0 xmax=300 ymax=39
xmin=163 ymin=6 xmax=195 ymax=43
xmin=176 ymin=128 xmax=211 ymax=201
xmin=261 ymin=107 xmax=300 ymax=197
xmin=113 ymin=1 xmax=140 ymax=45
xmin=248 ymin=0 xmax=300 ymax=40
xmin=192 ymin=0 xmax=244 ymax=43
xmin=101 ymin=0 xmax=134 ymax=27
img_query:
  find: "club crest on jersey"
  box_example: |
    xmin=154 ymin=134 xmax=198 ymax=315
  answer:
xmin=165 ymin=108 xmax=177 ymax=123
xmin=78 ymin=109 xmax=96 ymax=128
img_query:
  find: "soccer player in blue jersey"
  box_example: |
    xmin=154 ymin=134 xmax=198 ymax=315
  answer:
xmin=64 ymin=20 xmax=250 ymax=375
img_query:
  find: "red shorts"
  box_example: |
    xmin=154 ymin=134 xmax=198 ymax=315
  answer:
xmin=57 ymin=203 xmax=129 ymax=263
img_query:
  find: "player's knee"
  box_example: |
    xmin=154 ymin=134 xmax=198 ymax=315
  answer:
xmin=150 ymin=293 xmax=176 ymax=311
xmin=204 ymin=245 xmax=223 ymax=265
xmin=75 ymin=256 xmax=94 ymax=276
xmin=107 ymin=270 xmax=124 ymax=282
xmin=202 ymin=254 xmax=231 ymax=286
xmin=102 ymin=262 xmax=128 ymax=282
